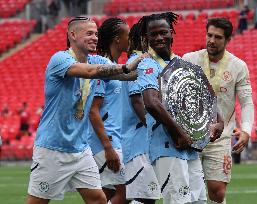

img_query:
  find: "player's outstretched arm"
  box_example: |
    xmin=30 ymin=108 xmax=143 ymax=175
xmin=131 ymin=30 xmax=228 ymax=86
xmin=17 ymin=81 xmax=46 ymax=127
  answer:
xmin=67 ymin=54 xmax=146 ymax=80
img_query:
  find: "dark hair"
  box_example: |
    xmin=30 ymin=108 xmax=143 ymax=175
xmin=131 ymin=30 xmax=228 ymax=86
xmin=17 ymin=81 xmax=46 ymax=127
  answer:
xmin=97 ymin=17 xmax=127 ymax=61
xmin=206 ymin=18 xmax=233 ymax=39
xmin=66 ymin=16 xmax=92 ymax=48
xmin=127 ymin=22 xmax=143 ymax=57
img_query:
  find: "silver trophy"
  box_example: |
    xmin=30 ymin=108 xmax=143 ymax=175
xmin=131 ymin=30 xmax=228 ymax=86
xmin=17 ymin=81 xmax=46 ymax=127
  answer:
xmin=159 ymin=57 xmax=217 ymax=151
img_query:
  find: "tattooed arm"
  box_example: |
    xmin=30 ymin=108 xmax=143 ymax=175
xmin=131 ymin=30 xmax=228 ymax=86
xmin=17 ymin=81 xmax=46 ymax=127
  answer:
xmin=67 ymin=63 xmax=123 ymax=78
xmin=106 ymin=71 xmax=137 ymax=81
xmin=66 ymin=54 xmax=146 ymax=79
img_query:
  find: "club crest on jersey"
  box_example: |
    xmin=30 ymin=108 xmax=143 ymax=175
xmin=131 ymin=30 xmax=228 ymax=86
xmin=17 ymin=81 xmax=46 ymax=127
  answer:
xmin=145 ymin=68 xmax=154 ymax=74
xmin=223 ymin=71 xmax=232 ymax=82
xmin=220 ymin=87 xmax=227 ymax=92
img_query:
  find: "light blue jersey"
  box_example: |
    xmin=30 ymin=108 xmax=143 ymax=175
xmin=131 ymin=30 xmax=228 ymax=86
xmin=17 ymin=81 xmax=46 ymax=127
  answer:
xmin=121 ymin=53 xmax=149 ymax=164
xmin=35 ymin=51 xmax=110 ymax=153
xmin=87 ymin=61 xmax=122 ymax=155
xmin=137 ymin=57 xmax=198 ymax=163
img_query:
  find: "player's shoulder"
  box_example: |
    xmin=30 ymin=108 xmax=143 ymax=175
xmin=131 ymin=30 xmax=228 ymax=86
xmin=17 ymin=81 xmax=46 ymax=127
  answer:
xmin=49 ymin=50 xmax=72 ymax=62
xmin=183 ymin=49 xmax=206 ymax=59
xmin=227 ymin=51 xmax=247 ymax=68
xmin=138 ymin=57 xmax=159 ymax=70
xmin=47 ymin=50 xmax=75 ymax=68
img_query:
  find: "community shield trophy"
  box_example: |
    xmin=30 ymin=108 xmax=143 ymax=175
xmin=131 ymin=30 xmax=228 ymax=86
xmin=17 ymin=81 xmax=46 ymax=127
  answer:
xmin=159 ymin=57 xmax=217 ymax=151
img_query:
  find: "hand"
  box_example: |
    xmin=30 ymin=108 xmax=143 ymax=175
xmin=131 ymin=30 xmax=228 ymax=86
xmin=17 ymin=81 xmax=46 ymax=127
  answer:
xmin=210 ymin=121 xmax=224 ymax=142
xmin=232 ymin=128 xmax=250 ymax=154
xmin=127 ymin=53 xmax=150 ymax=71
xmin=175 ymin=132 xmax=193 ymax=150
xmin=104 ymin=147 xmax=120 ymax=173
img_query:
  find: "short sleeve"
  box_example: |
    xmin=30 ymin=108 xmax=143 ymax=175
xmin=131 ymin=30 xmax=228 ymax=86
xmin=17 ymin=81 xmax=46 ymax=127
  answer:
xmin=137 ymin=58 xmax=160 ymax=92
xmin=128 ymin=80 xmax=141 ymax=96
xmin=47 ymin=51 xmax=77 ymax=79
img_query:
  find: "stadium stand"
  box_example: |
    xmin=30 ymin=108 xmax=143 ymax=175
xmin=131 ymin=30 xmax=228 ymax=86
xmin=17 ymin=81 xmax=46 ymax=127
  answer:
xmin=0 ymin=0 xmax=31 ymax=18
xmin=103 ymin=0 xmax=235 ymax=15
xmin=0 ymin=19 xmax=36 ymax=53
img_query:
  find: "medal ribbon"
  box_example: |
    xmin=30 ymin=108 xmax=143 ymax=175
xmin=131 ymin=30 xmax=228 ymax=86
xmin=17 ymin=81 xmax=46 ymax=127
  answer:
xmin=202 ymin=50 xmax=228 ymax=94
xmin=148 ymin=46 xmax=175 ymax=68
xmin=68 ymin=48 xmax=90 ymax=108
xmin=132 ymin=50 xmax=142 ymax=55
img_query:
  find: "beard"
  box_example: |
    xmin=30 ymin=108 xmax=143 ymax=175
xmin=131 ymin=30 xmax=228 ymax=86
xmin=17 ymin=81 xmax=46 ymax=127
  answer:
xmin=207 ymin=44 xmax=225 ymax=56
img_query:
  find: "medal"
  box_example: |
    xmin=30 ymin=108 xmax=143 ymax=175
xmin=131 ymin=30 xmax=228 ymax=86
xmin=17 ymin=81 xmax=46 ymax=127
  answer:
xmin=74 ymin=98 xmax=84 ymax=120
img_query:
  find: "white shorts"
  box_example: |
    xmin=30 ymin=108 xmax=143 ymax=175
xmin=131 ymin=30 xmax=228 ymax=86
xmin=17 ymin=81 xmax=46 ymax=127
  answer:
xmin=28 ymin=146 xmax=101 ymax=200
xmin=188 ymin=158 xmax=207 ymax=202
xmin=94 ymin=149 xmax=125 ymax=188
xmin=153 ymin=157 xmax=191 ymax=204
xmin=125 ymin=154 xmax=161 ymax=200
xmin=201 ymin=146 xmax=232 ymax=183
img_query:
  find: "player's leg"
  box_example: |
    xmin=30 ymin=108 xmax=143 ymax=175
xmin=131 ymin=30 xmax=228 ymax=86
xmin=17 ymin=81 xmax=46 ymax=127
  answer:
xmin=27 ymin=195 xmax=50 ymax=204
xmin=103 ymin=188 xmax=115 ymax=201
xmin=69 ymin=148 xmax=107 ymax=204
xmin=27 ymin=146 xmax=76 ymax=203
xmin=78 ymin=188 xmax=107 ymax=204
xmin=125 ymin=154 xmax=160 ymax=204
xmin=154 ymin=157 xmax=191 ymax=204
xmin=206 ymin=181 xmax=227 ymax=204
xmin=201 ymin=148 xmax=231 ymax=203
xmin=188 ymin=158 xmax=207 ymax=204
xmin=94 ymin=149 xmax=127 ymax=204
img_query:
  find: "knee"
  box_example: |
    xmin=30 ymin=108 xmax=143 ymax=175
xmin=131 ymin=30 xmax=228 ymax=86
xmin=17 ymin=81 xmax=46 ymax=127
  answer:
xmin=208 ymin=187 xmax=226 ymax=203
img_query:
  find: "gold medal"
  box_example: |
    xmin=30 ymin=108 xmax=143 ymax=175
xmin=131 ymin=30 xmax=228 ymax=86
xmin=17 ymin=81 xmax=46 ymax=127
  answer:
xmin=74 ymin=98 xmax=84 ymax=120
xmin=148 ymin=47 xmax=175 ymax=68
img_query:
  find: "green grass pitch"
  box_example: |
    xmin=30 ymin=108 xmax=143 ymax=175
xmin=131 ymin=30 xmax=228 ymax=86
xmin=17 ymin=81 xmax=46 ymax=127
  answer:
xmin=0 ymin=163 xmax=256 ymax=204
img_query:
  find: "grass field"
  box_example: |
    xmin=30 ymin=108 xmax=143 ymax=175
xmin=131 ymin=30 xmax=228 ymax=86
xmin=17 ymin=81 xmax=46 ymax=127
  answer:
xmin=0 ymin=163 xmax=257 ymax=204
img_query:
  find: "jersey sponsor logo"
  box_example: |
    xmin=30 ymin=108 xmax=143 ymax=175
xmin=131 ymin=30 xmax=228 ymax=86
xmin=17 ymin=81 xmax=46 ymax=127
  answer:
xmin=114 ymin=87 xmax=121 ymax=94
xmin=179 ymin=185 xmax=190 ymax=197
xmin=223 ymin=155 xmax=232 ymax=174
xmin=220 ymin=87 xmax=227 ymax=92
xmin=145 ymin=68 xmax=154 ymax=74
xmin=39 ymin=182 xmax=49 ymax=193
xmin=223 ymin=71 xmax=232 ymax=82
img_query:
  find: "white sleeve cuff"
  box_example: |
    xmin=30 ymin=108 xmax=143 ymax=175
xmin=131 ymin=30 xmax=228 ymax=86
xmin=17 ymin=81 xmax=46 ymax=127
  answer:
xmin=241 ymin=122 xmax=253 ymax=136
